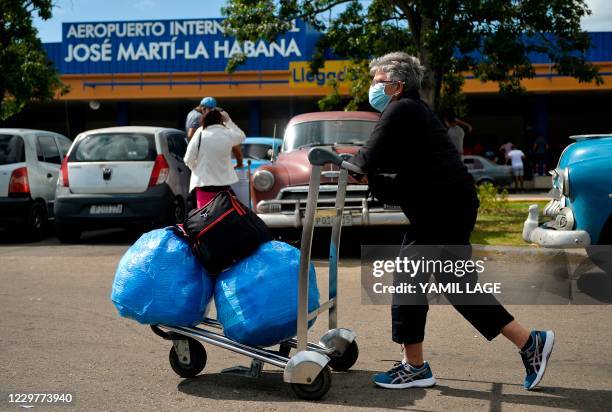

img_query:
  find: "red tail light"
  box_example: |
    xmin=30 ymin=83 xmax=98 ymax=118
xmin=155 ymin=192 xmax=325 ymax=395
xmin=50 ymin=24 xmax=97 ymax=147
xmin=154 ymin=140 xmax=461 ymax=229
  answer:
xmin=59 ymin=156 xmax=69 ymax=187
xmin=148 ymin=154 xmax=170 ymax=187
xmin=8 ymin=167 xmax=30 ymax=197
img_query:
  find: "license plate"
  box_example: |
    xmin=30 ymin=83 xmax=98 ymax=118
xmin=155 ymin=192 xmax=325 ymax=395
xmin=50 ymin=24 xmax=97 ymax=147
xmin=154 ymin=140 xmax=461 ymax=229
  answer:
xmin=383 ymin=204 xmax=401 ymax=210
xmin=90 ymin=204 xmax=123 ymax=215
xmin=314 ymin=212 xmax=352 ymax=227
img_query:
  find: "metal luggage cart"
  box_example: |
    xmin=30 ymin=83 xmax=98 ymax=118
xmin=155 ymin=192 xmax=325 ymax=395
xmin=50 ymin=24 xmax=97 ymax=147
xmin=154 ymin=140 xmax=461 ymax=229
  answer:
xmin=151 ymin=148 xmax=363 ymax=400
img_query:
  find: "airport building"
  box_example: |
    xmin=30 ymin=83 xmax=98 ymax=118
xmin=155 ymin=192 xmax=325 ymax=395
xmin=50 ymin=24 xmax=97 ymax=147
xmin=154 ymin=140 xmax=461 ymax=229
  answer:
xmin=6 ymin=17 xmax=612 ymax=166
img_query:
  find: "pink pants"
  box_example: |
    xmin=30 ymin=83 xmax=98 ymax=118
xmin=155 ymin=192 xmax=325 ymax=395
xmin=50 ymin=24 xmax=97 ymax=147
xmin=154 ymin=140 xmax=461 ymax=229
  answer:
xmin=195 ymin=187 xmax=231 ymax=208
xmin=195 ymin=189 xmax=217 ymax=209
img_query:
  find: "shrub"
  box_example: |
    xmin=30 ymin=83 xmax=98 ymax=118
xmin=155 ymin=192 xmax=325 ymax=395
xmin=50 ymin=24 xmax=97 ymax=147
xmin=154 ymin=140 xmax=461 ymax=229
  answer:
xmin=477 ymin=182 xmax=509 ymax=213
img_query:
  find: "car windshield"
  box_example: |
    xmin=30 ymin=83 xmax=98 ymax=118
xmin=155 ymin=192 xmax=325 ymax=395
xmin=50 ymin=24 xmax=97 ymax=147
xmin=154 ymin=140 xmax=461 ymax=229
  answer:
xmin=240 ymin=143 xmax=274 ymax=160
xmin=71 ymin=133 xmax=156 ymax=162
xmin=0 ymin=134 xmax=25 ymax=165
xmin=283 ymin=120 xmax=375 ymax=151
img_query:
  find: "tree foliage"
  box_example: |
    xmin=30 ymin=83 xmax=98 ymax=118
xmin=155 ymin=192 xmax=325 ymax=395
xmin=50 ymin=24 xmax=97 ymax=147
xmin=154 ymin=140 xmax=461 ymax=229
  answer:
xmin=0 ymin=0 xmax=66 ymax=121
xmin=222 ymin=0 xmax=602 ymax=113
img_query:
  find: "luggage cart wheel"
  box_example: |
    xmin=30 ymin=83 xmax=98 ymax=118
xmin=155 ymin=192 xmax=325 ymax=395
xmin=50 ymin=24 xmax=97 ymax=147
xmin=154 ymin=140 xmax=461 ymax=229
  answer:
xmin=328 ymin=340 xmax=359 ymax=372
xmin=169 ymin=338 xmax=207 ymax=378
xmin=290 ymin=366 xmax=332 ymax=401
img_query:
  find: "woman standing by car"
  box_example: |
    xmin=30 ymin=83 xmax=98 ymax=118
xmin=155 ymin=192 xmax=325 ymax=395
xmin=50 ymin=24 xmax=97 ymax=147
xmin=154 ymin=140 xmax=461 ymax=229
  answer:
xmin=183 ymin=109 xmax=246 ymax=208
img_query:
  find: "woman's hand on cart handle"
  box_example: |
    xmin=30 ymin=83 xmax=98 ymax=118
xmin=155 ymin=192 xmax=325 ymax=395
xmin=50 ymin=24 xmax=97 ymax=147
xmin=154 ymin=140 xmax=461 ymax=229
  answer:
xmin=341 ymin=160 xmax=365 ymax=175
xmin=308 ymin=147 xmax=366 ymax=176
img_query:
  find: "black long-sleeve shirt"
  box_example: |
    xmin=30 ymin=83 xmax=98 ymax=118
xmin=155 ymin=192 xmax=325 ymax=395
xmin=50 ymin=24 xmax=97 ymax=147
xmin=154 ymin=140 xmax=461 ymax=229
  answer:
xmin=351 ymin=90 xmax=475 ymax=215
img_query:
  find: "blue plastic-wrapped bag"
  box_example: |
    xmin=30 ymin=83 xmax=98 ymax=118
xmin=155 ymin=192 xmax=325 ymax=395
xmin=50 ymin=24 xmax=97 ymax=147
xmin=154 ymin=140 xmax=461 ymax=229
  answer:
xmin=215 ymin=240 xmax=320 ymax=347
xmin=111 ymin=227 xmax=213 ymax=326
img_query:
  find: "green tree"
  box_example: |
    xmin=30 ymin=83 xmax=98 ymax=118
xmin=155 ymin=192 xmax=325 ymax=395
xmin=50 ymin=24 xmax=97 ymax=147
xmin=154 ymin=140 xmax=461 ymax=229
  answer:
xmin=0 ymin=0 xmax=66 ymax=122
xmin=222 ymin=0 xmax=602 ymax=112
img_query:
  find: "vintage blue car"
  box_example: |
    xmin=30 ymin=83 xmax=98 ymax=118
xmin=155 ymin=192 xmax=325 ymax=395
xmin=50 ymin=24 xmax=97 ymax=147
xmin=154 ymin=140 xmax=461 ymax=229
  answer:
xmin=233 ymin=137 xmax=283 ymax=172
xmin=231 ymin=137 xmax=283 ymax=207
xmin=523 ymin=134 xmax=612 ymax=247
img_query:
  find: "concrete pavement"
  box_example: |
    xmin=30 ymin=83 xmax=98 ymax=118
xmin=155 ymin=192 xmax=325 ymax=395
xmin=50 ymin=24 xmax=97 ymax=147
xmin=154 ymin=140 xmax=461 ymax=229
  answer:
xmin=506 ymin=193 xmax=550 ymax=202
xmin=0 ymin=231 xmax=611 ymax=411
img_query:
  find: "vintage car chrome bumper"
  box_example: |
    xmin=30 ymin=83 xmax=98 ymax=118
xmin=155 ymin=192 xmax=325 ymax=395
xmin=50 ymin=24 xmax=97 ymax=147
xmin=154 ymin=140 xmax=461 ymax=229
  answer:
xmin=257 ymin=185 xmax=409 ymax=228
xmin=257 ymin=198 xmax=409 ymax=228
xmin=522 ymin=202 xmax=591 ymax=247
xmin=259 ymin=210 xmax=409 ymax=228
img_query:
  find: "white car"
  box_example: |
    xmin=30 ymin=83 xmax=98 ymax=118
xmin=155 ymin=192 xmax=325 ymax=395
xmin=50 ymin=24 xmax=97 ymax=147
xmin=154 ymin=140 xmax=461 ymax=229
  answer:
xmin=54 ymin=126 xmax=191 ymax=242
xmin=0 ymin=129 xmax=72 ymax=240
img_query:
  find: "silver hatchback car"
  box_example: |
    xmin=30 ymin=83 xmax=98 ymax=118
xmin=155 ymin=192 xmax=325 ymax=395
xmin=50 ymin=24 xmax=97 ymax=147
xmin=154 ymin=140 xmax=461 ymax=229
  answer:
xmin=54 ymin=126 xmax=191 ymax=242
xmin=0 ymin=129 xmax=72 ymax=240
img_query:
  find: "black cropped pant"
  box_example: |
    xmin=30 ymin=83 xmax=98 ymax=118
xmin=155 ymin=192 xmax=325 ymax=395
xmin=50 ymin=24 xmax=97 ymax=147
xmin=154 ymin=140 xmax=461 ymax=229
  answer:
xmin=391 ymin=193 xmax=515 ymax=344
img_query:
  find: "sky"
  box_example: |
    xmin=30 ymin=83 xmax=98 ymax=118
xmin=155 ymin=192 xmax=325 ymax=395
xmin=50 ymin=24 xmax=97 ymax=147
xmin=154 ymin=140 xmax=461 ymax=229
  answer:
xmin=34 ymin=0 xmax=612 ymax=43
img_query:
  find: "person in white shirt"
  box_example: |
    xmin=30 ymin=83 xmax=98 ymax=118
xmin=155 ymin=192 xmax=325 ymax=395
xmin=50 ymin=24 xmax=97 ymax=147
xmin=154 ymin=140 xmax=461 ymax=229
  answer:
xmin=184 ymin=109 xmax=246 ymax=208
xmin=506 ymin=145 xmax=526 ymax=191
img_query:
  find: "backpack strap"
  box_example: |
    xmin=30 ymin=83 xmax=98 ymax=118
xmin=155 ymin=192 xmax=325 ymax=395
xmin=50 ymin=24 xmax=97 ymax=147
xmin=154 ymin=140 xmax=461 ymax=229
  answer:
xmin=196 ymin=129 xmax=203 ymax=158
xmin=174 ymin=224 xmax=188 ymax=237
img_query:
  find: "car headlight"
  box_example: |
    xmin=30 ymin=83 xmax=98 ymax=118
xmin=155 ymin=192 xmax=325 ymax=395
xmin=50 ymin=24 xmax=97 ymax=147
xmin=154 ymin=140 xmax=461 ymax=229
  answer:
xmin=252 ymin=169 xmax=275 ymax=192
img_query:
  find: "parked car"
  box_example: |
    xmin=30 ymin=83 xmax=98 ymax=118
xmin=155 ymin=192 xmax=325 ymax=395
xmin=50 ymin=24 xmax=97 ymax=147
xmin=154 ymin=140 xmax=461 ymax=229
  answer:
xmin=54 ymin=126 xmax=190 ymax=242
xmin=0 ymin=129 xmax=71 ymax=240
xmin=462 ymin=155 xmax=513 ymax=187
xmin=250 ymin=111 xmax=409 ymax=228
xmin=233 ymin=137 xmax=283 ymax=171
xmin=523 ymin=134 xmax=612 ymax=247
xmin=232 ymin=137 xmax=283 ymax=206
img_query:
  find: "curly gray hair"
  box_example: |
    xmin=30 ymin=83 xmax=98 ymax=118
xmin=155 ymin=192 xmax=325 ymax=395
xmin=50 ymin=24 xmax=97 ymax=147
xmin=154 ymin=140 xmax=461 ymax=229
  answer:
xmin=370 ymin=52 xmax=425 ymax=92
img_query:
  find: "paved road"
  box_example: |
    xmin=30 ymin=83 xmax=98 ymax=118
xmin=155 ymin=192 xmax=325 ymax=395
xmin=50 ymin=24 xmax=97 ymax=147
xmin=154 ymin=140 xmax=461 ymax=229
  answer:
xmin=1 ymin=230 xmax=611 ymax=411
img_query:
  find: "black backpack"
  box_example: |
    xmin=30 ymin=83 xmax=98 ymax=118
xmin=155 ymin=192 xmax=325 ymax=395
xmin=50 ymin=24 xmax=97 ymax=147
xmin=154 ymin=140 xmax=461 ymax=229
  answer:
xmin=179 ymin=190 xmax=272 ymax=273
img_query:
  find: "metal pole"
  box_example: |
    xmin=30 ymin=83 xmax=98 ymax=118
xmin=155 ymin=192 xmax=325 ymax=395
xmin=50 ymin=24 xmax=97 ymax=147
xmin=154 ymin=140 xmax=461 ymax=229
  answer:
xmin=328 ymin=168 xmax=348 ymax=329
xmin=247 ymin=159 xmax=252 ymax=209
xmin=296 ymin=165 xmax=321 ymax=352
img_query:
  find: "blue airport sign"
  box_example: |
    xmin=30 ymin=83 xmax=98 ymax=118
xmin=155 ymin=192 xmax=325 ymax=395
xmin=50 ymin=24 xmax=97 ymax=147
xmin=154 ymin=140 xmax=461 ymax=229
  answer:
xmin=44 ymin=18 xmax=321 ymax=74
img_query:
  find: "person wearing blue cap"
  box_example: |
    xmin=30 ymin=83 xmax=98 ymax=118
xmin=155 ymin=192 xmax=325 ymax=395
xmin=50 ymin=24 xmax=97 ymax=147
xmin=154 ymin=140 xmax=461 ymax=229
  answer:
xmin=185 ymin=96 xmax=217 ymax=139
xmin=185 ymin=96 xmax=243 ymax=167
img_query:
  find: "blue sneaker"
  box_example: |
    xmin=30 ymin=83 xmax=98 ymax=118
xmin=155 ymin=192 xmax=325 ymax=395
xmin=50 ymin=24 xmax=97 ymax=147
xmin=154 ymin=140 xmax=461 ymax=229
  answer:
xmin=373 ymin=361 xmax=436 ymax=389
xmin=520 ymin=330 xmax=555 ymax=390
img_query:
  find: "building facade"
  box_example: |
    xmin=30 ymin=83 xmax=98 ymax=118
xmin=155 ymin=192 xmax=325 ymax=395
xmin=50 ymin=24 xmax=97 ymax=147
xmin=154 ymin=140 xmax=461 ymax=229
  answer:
xmin=6 ymin=17 xmax=612 ymax=174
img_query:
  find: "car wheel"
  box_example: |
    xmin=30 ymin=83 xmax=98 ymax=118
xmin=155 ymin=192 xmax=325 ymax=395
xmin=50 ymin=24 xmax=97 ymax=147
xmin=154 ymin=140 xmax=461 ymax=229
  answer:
xmin=55 ymin=223 xmax=81 ymax=243
xmin=25 ymin=202 xmax=47 ymax=241
xmin=591 ymin=220 xmax=612 ymax=272
xmin=598 ymin=218 xmax=612 ymax=245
